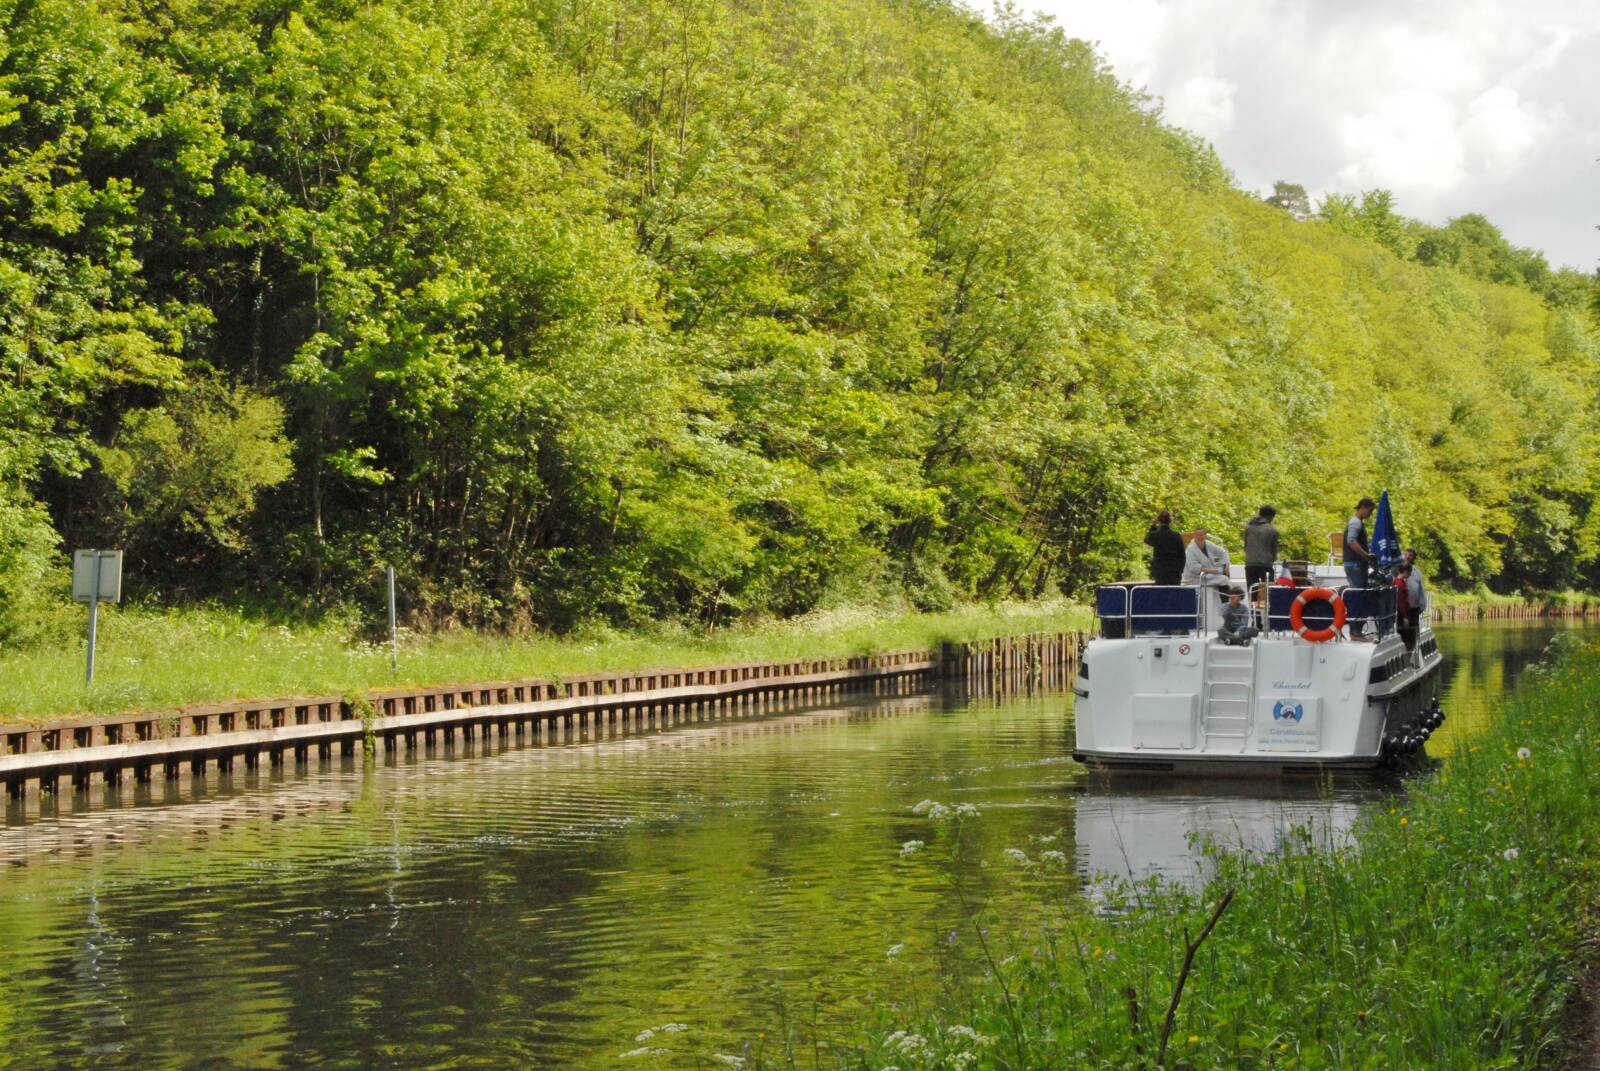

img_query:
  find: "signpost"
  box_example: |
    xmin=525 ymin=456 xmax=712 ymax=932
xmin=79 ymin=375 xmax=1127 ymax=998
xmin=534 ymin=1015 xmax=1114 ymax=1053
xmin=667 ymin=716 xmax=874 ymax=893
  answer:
xmin=72 ymin=549 xmax=123 ymax=685
xmin=386 ymin=566 xmax=398 ymax=675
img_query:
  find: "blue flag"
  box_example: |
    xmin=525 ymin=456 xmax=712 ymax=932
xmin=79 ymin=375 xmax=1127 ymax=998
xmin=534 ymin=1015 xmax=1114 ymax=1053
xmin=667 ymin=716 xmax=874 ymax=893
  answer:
xmin=1371 ymin=489 xmax=1403 ymax=569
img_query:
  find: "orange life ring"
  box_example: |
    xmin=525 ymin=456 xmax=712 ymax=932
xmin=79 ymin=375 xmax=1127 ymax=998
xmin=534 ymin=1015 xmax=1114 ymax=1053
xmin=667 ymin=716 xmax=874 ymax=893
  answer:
xmin=1289 ymin=587 xmax=1345 ymax=643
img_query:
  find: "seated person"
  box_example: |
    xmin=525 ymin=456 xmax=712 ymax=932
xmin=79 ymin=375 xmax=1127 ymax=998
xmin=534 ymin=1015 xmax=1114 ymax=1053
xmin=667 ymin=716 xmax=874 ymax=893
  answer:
xmin=1218 ymin=586 xmax=1259 ymax=646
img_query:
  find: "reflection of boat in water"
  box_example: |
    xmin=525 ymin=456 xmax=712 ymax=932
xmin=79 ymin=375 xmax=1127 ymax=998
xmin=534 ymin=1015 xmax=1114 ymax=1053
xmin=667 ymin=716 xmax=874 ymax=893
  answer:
xmin=1073 ymin=562 xmax=1444 ymax=775
xmin=1071 ymin=778 xmax=1372 ymax=887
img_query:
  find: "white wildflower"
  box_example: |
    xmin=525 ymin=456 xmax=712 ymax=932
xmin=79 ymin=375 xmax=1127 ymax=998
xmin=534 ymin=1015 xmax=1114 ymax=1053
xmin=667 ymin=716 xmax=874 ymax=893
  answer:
xmin=659 ymin=1024 xmax=688 ymax=1034
xmin=711 ymin=1056 xmax=745 ymax=1069
xmin=1503 ymin=847 xmax=1520 ymax=861
xmin=953 ymin=803 xmax=980 ymax=818
xmin=1517 ymin=747 xmax=1531 ymax=760
xmin=620 ymin=1046 xmax=668 ymax=1058
xmin=911 ymin=799 xmax=936 ymax=815
xmin=949 ymin=1053 xmax=977 ymax=1070
xmin=886 ymin=943 xmax=905 ymax=958
xmin=900 ymin=840 xmax=925 ymax=857
xmin=633 ymin=1029 xmax=655 ymax=1043
xmin=1003 ymin=848 xmax=1029 ymax=864
xmin=884 ymin=1031 xmax=933 ymax=1061
xmin=1039 ymin=850 xmax=1067 ymax=865
xmin=947 ymin=1025 xmax=993 ymax=1046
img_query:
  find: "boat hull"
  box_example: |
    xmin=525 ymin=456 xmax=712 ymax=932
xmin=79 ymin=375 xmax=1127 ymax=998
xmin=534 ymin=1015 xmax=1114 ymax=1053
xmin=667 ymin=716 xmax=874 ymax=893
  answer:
xmin=1071 ymin=626 xmax=1443 ymax=776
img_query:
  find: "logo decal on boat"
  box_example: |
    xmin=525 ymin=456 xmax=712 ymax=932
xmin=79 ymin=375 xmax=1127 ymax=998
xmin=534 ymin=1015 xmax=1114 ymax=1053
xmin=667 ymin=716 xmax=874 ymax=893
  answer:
xmin=1272 ymin=680 xmax=1313 ymax=690
xmin=1178 ymin=643 xmax=1191 ymax=655
xmin=1272 ymin=700 xmax=1305 ymax=723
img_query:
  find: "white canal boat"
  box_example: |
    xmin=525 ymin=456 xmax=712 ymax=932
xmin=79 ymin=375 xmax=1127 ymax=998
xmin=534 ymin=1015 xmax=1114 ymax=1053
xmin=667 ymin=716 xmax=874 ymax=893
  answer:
xmin=1072 ymin=563 xmax=1443 ymax=775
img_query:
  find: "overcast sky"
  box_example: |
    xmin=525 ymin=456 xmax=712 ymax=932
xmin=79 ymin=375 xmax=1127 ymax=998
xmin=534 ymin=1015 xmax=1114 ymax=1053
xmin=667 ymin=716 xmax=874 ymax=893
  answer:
xmin=1028 ymin=0 xmax=1600 ymax=271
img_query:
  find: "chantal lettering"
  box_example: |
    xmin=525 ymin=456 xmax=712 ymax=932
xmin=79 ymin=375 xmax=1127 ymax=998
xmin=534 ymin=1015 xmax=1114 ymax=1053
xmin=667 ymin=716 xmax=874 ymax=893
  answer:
xmin=1272 ymin=680 xmax=1314 ymax=691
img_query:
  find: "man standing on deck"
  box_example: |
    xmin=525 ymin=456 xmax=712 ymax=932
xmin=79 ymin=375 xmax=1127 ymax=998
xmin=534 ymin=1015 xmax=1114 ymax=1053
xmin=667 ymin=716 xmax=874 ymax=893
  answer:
xmin=1145 ymin=510 xmax=1185 ymax=585
xmin=1344 ymin=497 xmax=1376 ymax=591
xmin=1243 ymin=505 xmax=1280 ymax=596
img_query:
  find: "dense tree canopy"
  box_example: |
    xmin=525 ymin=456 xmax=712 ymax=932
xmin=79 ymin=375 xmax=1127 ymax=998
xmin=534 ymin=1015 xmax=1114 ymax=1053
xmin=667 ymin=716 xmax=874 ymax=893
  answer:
xmin=1 ymin=0 xmax=1597 ymax=641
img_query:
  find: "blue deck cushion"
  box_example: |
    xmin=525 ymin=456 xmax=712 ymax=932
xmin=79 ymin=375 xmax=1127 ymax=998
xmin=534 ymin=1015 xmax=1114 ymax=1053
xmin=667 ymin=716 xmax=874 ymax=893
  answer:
xmin=1342 ymin=586 xmax=1396 ymax=635
xmin=1096 ymin=585 xmax=1130 ymax=617
xmin=1096 ymin=585 xmax=1130 ymax=637
xmin=1129 ymin=585 xmax=1197 ymax=634
xmin=1267 ymin=585 xmax=1299 ymax=631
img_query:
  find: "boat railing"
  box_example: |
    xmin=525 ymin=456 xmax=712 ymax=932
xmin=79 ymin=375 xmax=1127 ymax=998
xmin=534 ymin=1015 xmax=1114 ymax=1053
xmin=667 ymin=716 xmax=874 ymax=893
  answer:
xmin=1095 ymin=583 xmax=1208 ymax=637
xmin=1261 ymin=583 xmax=1397 ymax=639
xmin=1096 ymin=582 xmax=1398 ymax=641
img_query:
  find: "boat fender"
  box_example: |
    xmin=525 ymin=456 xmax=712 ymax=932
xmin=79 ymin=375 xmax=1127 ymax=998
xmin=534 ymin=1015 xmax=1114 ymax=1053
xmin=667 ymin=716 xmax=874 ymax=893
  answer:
xmin=1289 ymin=587 xmax=1345 ymax=643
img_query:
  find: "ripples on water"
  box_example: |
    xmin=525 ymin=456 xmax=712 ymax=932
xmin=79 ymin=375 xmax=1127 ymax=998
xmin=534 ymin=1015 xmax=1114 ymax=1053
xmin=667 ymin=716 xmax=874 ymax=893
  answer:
xmin=0 ymin=622 xmax=1575 ymax=1069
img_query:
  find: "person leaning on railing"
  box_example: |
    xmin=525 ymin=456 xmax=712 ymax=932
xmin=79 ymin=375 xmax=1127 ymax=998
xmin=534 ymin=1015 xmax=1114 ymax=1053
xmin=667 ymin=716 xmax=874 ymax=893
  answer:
xmin=1183 ymin=527 xmax=1231 ymax=629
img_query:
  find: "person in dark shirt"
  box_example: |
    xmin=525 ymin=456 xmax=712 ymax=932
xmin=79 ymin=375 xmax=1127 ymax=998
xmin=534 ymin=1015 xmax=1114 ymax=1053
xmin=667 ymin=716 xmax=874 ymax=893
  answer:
xmin=1218 ymin=586 xmax=1258 ymax=645
xmin=1242 ymin=505 xmax=1280 ymax=596
xmin=1343 ymin=497 xmax=1376 ymax=591
xmin=1144 ymin=510 xmax=1185 ymax=585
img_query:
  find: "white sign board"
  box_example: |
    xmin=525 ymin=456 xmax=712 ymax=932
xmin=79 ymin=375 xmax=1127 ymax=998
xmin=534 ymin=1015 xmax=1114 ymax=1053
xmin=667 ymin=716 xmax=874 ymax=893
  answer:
xmin=72 ymin=549 xmax=123 ymax=604
xmin=1256 ymin=695 xmax=1322 ymax=752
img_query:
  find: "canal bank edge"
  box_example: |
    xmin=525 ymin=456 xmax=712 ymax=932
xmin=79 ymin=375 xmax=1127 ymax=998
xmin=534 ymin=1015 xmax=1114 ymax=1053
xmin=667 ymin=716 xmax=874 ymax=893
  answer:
xmin=1 ymin=632 xmax=1083 ymax=799
xmin=1433 ymin=594 xmax=1600 ymax=621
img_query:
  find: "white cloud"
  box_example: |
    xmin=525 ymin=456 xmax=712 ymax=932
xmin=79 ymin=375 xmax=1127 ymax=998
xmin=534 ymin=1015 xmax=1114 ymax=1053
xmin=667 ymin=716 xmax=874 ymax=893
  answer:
xmin=1026 ymin=0 xmax=1600 ymax=269
xmin=1334 ymin=90 xmax=1464 ymax=195
xmin=1460 ymin=88 xmax=1557 ymax=171
xmin=1164 ymin=69 xmax=1236 ymax=139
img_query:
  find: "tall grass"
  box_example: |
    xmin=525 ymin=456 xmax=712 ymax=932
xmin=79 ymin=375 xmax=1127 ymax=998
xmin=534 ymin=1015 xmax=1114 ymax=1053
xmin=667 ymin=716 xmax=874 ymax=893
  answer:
xmin=783 ymin=634 xmax=1600 ymax=1070
xmin=0 ymin=600 xmax=1089 ymax=723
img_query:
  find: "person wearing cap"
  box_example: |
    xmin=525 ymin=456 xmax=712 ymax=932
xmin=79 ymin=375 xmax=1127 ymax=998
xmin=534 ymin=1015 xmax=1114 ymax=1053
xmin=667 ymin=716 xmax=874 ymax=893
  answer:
xmin=1343 ymin=497 xmax=1376 ymax=592
xmin=1218 ymin=585 xmax=1258 ymax=645
xmin=1243 ymin=505 xmax=1280 ymax=597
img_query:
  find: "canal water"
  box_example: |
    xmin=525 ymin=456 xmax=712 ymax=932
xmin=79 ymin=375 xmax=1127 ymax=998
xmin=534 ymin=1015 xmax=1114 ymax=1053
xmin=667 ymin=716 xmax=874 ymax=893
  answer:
xmin=0 ymin=622 xmax=1575 ymax=1069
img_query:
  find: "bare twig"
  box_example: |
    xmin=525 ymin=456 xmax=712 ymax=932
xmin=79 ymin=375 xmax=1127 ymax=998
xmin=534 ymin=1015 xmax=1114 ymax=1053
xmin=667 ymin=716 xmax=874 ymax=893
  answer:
xmin=1156 ymin=887 xmax=1237 ymax=1066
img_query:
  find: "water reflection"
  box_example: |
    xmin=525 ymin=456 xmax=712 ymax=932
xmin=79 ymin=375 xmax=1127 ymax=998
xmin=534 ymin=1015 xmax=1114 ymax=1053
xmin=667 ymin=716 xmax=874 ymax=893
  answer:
xmin=0 ymin=622 xmax=1572 ymax=1069
xmin=1071 ymin=777 xmax=1370 ymax=888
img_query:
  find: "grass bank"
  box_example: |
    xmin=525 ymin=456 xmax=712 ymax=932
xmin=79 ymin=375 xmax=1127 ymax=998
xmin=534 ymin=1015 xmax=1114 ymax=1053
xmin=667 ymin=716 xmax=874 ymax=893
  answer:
xmin=776 ymin=633 xmax=1600 ymax=1070
xmin=1433 ymin=588 xmax=1600 ymax=618
xmin=0 ymin=600 xmax=1089 ymax=724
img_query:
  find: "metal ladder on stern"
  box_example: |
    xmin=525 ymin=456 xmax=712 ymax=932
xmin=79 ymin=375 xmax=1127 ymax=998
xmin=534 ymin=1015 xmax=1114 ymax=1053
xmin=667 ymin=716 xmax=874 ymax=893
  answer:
xmin=1202 ymin=643 xmax=1256 ymax=751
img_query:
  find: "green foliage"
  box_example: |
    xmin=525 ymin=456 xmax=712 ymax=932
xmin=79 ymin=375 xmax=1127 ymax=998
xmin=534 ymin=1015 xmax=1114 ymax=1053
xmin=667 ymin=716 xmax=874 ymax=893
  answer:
xmin=0 ymin=0 xmax=1596 ymax=639
xmin=0 ymin=487 xmax=68 ymax=647
xmin=94 ymin=381 xmax=292 ymax=555
xmin=804 ymin=634 xmax=1600 ymax=1070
